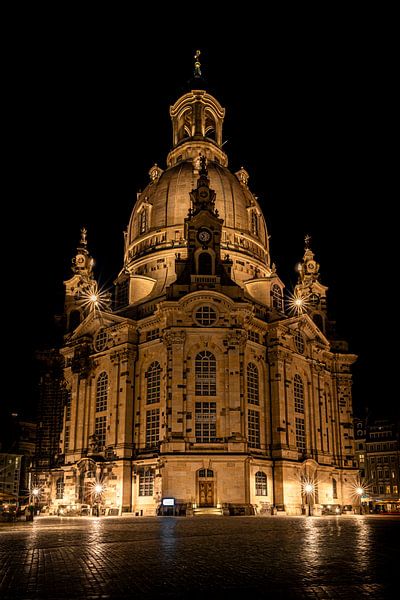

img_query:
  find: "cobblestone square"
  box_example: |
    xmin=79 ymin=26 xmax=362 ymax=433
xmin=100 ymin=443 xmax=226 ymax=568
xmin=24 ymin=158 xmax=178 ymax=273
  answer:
xmin=0 ymin=515 xmax=398 ymax=599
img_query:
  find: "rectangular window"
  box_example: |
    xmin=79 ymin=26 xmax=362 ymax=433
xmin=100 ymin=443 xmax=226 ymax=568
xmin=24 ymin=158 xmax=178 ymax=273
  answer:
xmin=384 ymin=470 xmax=390 ymax=479
xmin=359 ymin=454 xmax=365 ymax=462
xmin=377 ymin=470 xmax=383 ymax=479
xmin=296 ymin=417 xmax=306 ymax=452
xmin=248 ymin=410 xmax=260 ymax=449
xmin=64 ymin=425 xmax=70 ymax=452
xmin=372 ymin=486 xmax=377 ymax=493
xmin=393 ymin=485 xmax=398 ymax=494
xmin=146 ymin=329 xmax=159 ymax=341
xmin=392 ymin=471 xmax=396 ymax=478
xmin=379 ymin=485 xmax=384 ymax=494
xmin=139 ymin=469 xmax=154 ymax=496
xmin=146 ymin=409 xmax=160 ymax=447
xmin=248 ymin=331 xmax=260 ymax=343
xmin=255 ymin=472 xmax=267 ymax=496
xmin=385 ymin=485 xmax=391 ymax=494
xmin=95 ymin=416 xmax=107 ymax=448
xmin=195 ymin=402 xmax=217 ymax=442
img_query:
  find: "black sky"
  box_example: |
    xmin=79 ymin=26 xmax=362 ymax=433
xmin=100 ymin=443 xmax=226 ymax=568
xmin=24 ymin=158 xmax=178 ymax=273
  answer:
xmin=6 ymin=16 xmax=397 ymax=423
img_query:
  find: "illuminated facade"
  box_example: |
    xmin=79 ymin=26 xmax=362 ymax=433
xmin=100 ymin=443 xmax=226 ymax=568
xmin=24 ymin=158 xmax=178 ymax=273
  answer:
xmin=41 ymin=80 xmax=358 ymax=516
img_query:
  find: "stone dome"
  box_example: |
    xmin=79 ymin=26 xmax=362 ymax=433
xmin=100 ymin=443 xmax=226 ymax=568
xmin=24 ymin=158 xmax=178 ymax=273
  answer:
xmin=118 ymin=90 xmax=273 ymax=305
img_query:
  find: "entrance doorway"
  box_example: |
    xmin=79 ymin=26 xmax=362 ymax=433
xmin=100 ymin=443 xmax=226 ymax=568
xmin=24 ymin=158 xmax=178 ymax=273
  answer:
xmin=198 ymin=469 xmax=215 ymax=507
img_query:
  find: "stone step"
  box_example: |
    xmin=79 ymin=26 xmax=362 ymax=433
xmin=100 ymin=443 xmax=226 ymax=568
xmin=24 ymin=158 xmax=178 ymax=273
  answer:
xmin=192 ymin=507 xmax=224 ymax=516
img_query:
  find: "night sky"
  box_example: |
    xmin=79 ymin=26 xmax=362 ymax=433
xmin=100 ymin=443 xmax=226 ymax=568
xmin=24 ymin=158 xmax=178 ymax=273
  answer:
xmin=6 ymin=20 xmax=397 ymax=426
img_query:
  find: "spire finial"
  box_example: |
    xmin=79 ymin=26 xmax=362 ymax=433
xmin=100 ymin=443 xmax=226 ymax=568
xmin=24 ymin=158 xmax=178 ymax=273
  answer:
xmin=194 ymin=50 xmax=201 ymax=78
xmin=80 ymin=226 xmax=87 ymax=247
xmin=304 ymin=234 xmax=311 ymax=250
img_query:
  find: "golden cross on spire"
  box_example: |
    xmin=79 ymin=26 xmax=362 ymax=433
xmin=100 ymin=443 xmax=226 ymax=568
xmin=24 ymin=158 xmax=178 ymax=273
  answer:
xmin=304 ymin=234 xmax=311 ymax=249
xmin=194 ymin=50 xmax=201 ymax=78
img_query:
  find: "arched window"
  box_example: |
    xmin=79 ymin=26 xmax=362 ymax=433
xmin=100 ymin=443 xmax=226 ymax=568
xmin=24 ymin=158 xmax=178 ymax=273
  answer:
xmin=96 ymin=372 xmax=108 ymax=412
xmin=251 ymin=211 xmax=258 ymax=236
xmin=56 ymin=477 xmax=64 ymax=499
xmin=195 ymin=351 xmax=216 ymax=396
xmin=198 ymin=252 xmax=212 ymax=275
xmin=146 ymin=361 xmax=161 ymax=404
xmin=205 ymin=110 xmax=216 ymax=141
xmin=139 ymin=209 xmax=147 ymax=234
xmin=294 ymin=374 xmax=304 ymax=413
xmin=271 ymin=284 xmax=283 ymax=311
xmin=247 ymin=363 xmax=259 ymax=405
xmin=332 ymin=478 xmax=337 ymax=499
xmin=255 ymin=471 xmax=267 ymax=496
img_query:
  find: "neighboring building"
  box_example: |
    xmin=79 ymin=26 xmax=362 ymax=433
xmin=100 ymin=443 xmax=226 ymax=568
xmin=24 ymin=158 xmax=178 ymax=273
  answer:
xmin=354 ymin=417 xmax=366 ymax=479
xmin=37 ymin=70 xmax=358 ymax=516
xmin=14 ymin=420 xmax=37 ymax=500
xmin=0 ymin=454 xmax=22 ymax=506
xmin=32 ymin=350 xmax=66 ymax=507
xmin=355 ymin=419 xmax=400 ymax=513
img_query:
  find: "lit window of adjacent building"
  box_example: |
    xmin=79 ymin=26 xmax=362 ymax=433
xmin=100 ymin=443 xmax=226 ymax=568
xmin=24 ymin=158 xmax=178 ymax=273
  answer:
xmin=255 ymin=471 xmax=267 ymax=496
xmin=393 ymin=485 xmax=398 ymax=494
xmin=385 ymin=485 xmax=391 ymax=494
xmin=332 ymin=478 xmax=338 ymax=499
xmin=146 ymin=361 xmax=161 ymax=404
xmin=294 ymin=374 xmax=304 ymax=413
xmin=271 ymin=285 xmax=283 ymax=311
xmin=248 ymin=410 xmax=260 ymax=448
xmin=146 ymin=409 xmax=160 ymax=447
xmin=296 ymin=417 xmax=305 ymax=452
xmin=195 ymin=402 xmax=217 ymax=442
xmin=139 ymin=469 xmax=154 ymax=496
xmin=247 ymin=363 xmax=259 ymax=405
xmin=195 ymin=351 xmax=216 ymax=396
xmin=56 ymin=477 xmax=64 ymax=499
xmin=95 ymin=416 xmax=107 ymax=448
xmin=96 ymin=372 xmax=108 ymax=412
xmin=359 ymin=454 xmax=365 ymax=463
xmin=392 ymin=471 xmax=396 ymax=478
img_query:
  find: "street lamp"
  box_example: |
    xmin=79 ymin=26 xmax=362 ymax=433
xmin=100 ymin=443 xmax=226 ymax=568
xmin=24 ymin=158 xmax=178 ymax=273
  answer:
xmin=355 ymin=486 xmax=364 ymax=515
xmin=302 ymin=480 xmax=315 ymax=516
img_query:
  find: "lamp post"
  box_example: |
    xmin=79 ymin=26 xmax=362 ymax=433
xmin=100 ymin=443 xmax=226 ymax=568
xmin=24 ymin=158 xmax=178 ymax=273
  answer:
xmin=355 ymin=486 xmax=364 ymax=515
xmin=304 ymin=483 xmax=315 ymax=516
xmin=92 ymin=483 xmax=104 ymax=516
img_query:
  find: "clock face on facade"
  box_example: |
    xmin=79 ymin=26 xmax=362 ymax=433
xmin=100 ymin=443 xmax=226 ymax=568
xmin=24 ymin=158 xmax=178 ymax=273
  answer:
xmin=197 ymin=229 xmax=212 ymax=244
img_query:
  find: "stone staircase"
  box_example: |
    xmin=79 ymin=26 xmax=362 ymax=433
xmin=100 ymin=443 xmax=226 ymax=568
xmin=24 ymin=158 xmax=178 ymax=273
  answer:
xmin=192 ymin=507 xmax=224 ymax=516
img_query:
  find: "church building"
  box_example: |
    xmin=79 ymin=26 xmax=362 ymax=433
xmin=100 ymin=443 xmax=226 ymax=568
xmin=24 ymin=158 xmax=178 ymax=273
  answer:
xmin=38 ymin=63 xmax=358 ymax=516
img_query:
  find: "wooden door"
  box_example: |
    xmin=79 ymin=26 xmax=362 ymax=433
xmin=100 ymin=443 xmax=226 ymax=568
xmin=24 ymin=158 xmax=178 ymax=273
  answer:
xmin=199 ymin=481 xmax=214 ymax=507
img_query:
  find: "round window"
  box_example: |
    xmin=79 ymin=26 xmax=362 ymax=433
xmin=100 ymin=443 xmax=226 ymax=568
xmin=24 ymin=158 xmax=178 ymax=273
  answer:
xmin=94 ymin=329 xmax=108 ymax=352
xmin=294 ymin=330 xmax=305 ymax=354
xmin=194 ymin=305 xmax=218 ymax=326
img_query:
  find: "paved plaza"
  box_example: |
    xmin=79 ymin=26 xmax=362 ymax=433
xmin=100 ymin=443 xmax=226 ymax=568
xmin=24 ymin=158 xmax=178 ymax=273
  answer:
xmin=0 ymin=515 xmax=398 ymax=599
